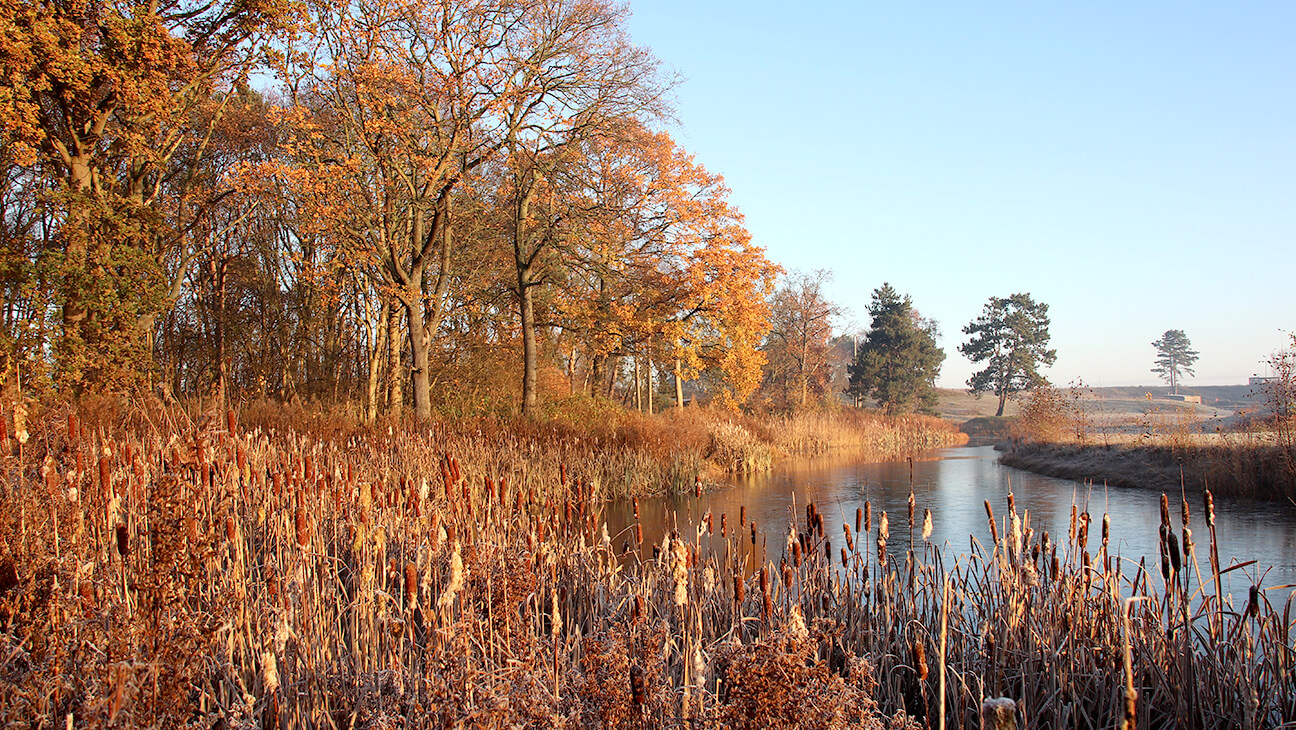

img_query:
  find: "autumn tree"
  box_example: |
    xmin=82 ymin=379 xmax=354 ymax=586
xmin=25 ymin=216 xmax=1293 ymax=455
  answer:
xmin=0 ymin=0 xmax=297 ymax=387
xmin=847 ymin=284 xmax=944 ymax=415
xmin=959 ymin=292 xmax=1057 ymax=417
xmin=1151 ymin=329 xmax=1199 ymax=395
xmin=762 ymin=269 xmax=842 ymax=409
xmin=281 ymin=0 xmax=664 ymax=419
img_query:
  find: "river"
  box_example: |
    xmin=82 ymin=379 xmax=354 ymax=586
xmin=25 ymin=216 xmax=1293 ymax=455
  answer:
xmin=605 ymin=445 xmax=1296 ymax=606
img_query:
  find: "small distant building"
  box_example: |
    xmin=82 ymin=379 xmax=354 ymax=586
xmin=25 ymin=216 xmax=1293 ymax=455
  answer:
xmin=1250 ymin=376 xmax=1277 ymax=386
xmin=1162 ymin=394 xmax=1201 ymax=404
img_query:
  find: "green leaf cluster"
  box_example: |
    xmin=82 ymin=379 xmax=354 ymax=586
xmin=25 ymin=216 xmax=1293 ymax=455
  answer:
xmin=847 ymin=283 xmax=944 ymax=415
xmin=959 ymin=292 xmax=1056 ymax=417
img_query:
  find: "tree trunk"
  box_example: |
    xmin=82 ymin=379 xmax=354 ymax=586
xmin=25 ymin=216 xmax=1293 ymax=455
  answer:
xmin=404 ymin=281 xmax=432 ymax=421
xmin=996 ymin=389 xmax=1007 ymax=418
xmin=365 ymin=298 xmax=388 ymax=424
xmin=386 ymin=304 xmax=403 ymax=414
xmin=518 ymin=267 xmax=538 ymax=414
xmin=675 ymin=358 xmax=684 ymax=409
xmin=645 ymin=353 xmax=653 ymax=415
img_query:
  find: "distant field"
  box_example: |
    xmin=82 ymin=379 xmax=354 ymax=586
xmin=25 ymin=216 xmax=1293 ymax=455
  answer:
xmin=936 ymin=384 xmax=1266 ymax=429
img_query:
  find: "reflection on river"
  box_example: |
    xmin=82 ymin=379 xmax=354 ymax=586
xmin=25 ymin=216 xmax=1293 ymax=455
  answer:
xmin=606 ymin=445 xmax=1296 ymax=605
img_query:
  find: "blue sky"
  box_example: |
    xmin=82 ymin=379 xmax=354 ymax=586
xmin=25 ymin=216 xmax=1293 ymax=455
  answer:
xmin=625 ymin=2 xmax=1296 ymax=388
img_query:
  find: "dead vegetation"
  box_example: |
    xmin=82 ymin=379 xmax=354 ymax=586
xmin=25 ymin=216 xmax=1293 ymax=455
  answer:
xmin=0 ymin=402 xmax=1290 ymax=728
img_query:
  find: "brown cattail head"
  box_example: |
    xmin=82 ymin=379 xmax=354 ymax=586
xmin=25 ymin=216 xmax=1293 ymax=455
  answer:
xmin=635 ymin=523 xmax=644 ymax=544
xmin=750 ymin=521 xmax=757 ymax=546
xmin=226 ymin=409 xmax=237 ymax=436
xmin=695 ymin=475 xmax=702 ymax=498
xmin=225 ymin=515 xmax=236 ymax=543
xmin=1247 ymin=585 xmax=1260 ymax=618
xmin=865 ymin=501 xmax=872 ymax=533
xmin=720 ymin=512 xmax=727 ymax=537
xmin=633 ymin=497 xmax=640 ymax=519
xmin=760 ymin=566 xmax=772 ymax=620
xmin=404 ymin=562 xmax=417 ymax=604
xmin=793 ymin=539 xmax=802 ymax=567
xmin=98 ymin=456 xmax=111 ymax=496
xmin=1167 ymin=530 xmax=1181 ymax=574
xmin=922 ymin=509 xmax=933 ymax=542
xmin=739 ymin=505 xmax=746 ymax=527
xmin=734 ymin=570 xmax=745 ymax=606
xmin=68 ymin=413 xmax=79 ymax=443
xmin=908 ymin=492 xmax=915 ymax=528
xmin=629 ymin=665 xmax=646 ymax=706
xmin=1204 ymin=490 xmax=1215 ymax=527
xmin=115 ymin=523 xmax=129 ymax=557
xmin=856 ymin=506 xmax=863 ymax=535
xmin=840 ymin=547 xmax=848 ymax=568
xmin=913 ymin=639 xmax=928 ymax=681
xmin=295 ymin=508 xmax=308 ymax=548
xmin=1181 ymin=497 xmax=1191 ymax=528
xmin=1160 ymin=493 xmax=1170 ymax=529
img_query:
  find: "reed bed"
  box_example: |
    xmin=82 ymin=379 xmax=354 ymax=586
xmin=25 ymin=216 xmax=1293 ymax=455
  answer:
xmin=0 ymin=404 xmax=1291 ymax=728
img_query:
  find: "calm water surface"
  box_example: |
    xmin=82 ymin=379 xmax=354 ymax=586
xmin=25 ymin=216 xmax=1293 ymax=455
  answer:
xmin=606 ymin=445 xmax=1296 ymax=605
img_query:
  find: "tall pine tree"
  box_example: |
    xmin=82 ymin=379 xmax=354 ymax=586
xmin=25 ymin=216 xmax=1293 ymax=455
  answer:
xmin=847 ymin=284 xmax=945 ymax=415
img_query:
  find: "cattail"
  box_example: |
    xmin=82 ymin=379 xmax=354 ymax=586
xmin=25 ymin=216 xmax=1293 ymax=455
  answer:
xmin=1102 ymin=513 xmax=1111 ymax=545
xmin=671 ymin=537 xmax=689 ymax=608
xmin=922 ymin=508 xmax=933 ymax=542
xmin=739 ymin=505 xmax=746 ymax=527
xmin=913 ymin=639 xmax=928 ymax=681
xmin=984 ymin=500 xmax=999 ymax=544
xmin=1167 ymin=530 xmax=1181 ymax=574
xmin=115 ymin=523 xmax=129 ymax=557
xmin=750 ymin=521 xmax=757 ymax=546
xmin=824 ymin=539 xmax=832 ymax=561
xmin=295 ymin=507 xmax=309 ymax=548
xmin=856 ymin=506 xmax=863 ymax=535
xmin=634 ymin=594 xmax=645 ymax=621
xmin=793 ymin=540 xmax=802 ymax=567
xmin=438 ymin=542 xmax=464 ymax=615
xmin=261 ymin=651 xmax=280 ymax=693
xmin=404 ymin=562 xmax=418 ymax=605
xmin=1204 ymin=490 xmax=1215 ymax=527
xmin=880 ymin=511 xmax=889 ymax=540
xmin=782 ymin=562 xmax=794 ymax=587
xmin=760 ymin=566 xmax=772 ymax=620
xmin=695 ymin=475 xmax=702 ymax=498
xmin=1069 ymin=504 xmax=1077 ymax=545
xmin=1160 ymin=493 xmax=1170 ymax=529
xmin=733 ymin=570 xmax=745 ymax=606
xmin=720 ymin=512 xmax=727 ymax=537
xmin=908 ymin=492 xmax=916 ymax=529
xmin=840 ymin=547 xmax=848 ymax=568
xmin=225 ymin=515 xmax=236 ymax=543
xmin=635 ymin=523 xmax=644 ymax=544
xmin=629 ymin=665 xmax=646 ymax=707
xmin=98 ymin=456 xmax=111 ymax=496
xmin=13 ymin=400 xmax=27 ymax=445
xmin=1247 ymin=585 xmax=1260 ymax=618
xmin=633 ymin=497 xmax=640 ymax=519
xmin=68 ymin=413 xmax=79 ymax=442
xmin=864 ymin=501 xmax=872 ymax=533
xmin=980 ymin=697 xmax=1018 ymax=730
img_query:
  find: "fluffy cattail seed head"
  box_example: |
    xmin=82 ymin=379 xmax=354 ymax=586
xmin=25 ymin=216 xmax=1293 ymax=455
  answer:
xmin=922 ymin=509 xmax=933 ymax=542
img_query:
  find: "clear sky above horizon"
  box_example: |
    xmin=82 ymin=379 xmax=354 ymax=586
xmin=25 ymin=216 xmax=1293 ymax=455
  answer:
xmin=624 ymin=2 xmax=1295 ymax=389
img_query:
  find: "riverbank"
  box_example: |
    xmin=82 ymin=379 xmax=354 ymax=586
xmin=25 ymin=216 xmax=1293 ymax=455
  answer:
xmin=999 ymin=437 xmax=1296 ymax=503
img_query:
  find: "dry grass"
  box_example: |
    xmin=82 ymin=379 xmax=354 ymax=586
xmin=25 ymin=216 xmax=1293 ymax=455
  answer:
xmin=1 ymin=401 xmax=1290 ymax=728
